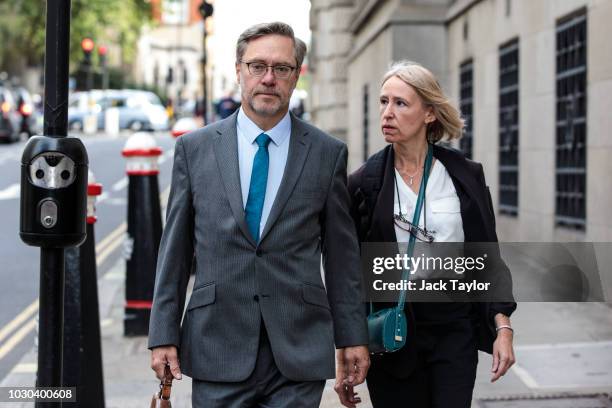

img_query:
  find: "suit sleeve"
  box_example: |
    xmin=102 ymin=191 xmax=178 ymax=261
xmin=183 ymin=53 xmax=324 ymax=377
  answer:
xmin=347 ymin=165 xmax=367 ymax=243
xmin=148 ymin=137 xmax=194 ymax=349
xmin=321 ymin=145 xmax=369 ymax=348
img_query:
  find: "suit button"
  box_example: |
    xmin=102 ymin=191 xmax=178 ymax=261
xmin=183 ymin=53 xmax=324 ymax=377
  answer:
xmin=253 ymin=295 xmax=259 ymax=302
xmin=255 ymin=249 xmax=263 ymax=257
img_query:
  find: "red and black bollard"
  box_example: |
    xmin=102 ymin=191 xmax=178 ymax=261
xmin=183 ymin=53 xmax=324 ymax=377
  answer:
xmin=63 ymin=172 xmax=105 ymax=407
xmin=122 ymin=133 xmax=163 ymax=336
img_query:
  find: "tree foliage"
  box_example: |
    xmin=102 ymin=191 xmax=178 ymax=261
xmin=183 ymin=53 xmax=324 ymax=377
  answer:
xmin=0 ymin=0 xmax=152 ymax=75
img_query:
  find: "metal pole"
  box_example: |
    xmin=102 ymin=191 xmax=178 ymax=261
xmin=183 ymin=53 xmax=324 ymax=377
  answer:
xmin=102 ymin=69 xmax=109 ymax=91
xmin=38 ymin=1 xmax=71 ymax=405
xmin=86 ymin=65 xmax=94 ymax=92
xmin=44 ymin=0 xmax=71 ymax=138
xmin=37 ymin=250 xmax=65 ymax=407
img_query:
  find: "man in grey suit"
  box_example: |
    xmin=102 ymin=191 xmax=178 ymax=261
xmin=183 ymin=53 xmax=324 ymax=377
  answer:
xmin=149 ymin=22 xmax=369 ymax=407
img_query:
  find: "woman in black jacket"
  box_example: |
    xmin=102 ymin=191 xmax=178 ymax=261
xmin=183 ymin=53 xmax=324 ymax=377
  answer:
xmin=347 ymin=61 xmax=517 ymax=408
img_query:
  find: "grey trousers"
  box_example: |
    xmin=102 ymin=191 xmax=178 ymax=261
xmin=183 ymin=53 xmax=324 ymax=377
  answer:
xmin=191 ymin=327 xmax=326 ymax=408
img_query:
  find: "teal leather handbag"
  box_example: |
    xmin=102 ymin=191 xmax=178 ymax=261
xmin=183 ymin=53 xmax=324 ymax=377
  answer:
xmin=367 ymin=306 xmax=407 ymax=353
xmin=367 ymin=144 xmax=433 ymax=354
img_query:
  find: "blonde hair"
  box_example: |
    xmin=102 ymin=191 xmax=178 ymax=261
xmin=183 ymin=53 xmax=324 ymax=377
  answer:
xmin=382 ymin=60 xmax=464 ymax=143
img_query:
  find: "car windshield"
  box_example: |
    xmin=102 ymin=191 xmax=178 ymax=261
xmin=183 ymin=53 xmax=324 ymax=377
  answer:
xmin=146 ymin=93 xmax=163 ymax=106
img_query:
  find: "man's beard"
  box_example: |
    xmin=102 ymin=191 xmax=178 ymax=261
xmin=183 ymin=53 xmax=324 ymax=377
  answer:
xmin=249 ymin=99 xmax=283 ymax=116
xmin=247 ymin=89 xmax=289 ymax=117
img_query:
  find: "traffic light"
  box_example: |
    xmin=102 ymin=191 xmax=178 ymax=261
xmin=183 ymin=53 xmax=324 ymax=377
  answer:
xmin=199 ymin=1 xmax=213 ymax=18
xmin=81 ymin=38 xmax=94 ymax=65
xmin=98 ymin=45 xmax=107 ymax=67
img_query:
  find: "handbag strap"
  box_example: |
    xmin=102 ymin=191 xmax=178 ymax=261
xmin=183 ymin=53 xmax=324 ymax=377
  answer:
xmin=396 ymin=143 xmax=433 ymax=311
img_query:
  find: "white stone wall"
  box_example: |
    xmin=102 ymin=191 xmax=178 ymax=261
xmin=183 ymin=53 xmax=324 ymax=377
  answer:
xmin=134 ymin=23 xmax=204 ymax=102
xmin=446 ymin=0 xmax=612 ymax=242
xmin=347 ymin=28 xmax=393 ymax=171
xmin=309 ymin=0 xmax=356 ymax=142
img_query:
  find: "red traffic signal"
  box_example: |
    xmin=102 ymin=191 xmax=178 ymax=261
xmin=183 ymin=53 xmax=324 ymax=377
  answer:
xmin=81 ymin=38 xmax=94 ymax=53
xmin=98 ymin=45 xmax=107 ymax=56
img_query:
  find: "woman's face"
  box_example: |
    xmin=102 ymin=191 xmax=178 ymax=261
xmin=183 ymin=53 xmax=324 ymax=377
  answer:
xmin=379 ymin=76 xmax=433 ymax=144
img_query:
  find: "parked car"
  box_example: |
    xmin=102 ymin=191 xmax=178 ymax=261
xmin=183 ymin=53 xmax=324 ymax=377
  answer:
xmin=68 ymin=89 xmax=169 ymax=132
xmin=11 ymin=87 xmax=41 ymax=137
xmin=101 ymin=90 xmax=169 ymax=131
xmin=0 ymin=86 xmax=21 ymax=143
xmin=67 ymin=90 xmax=105 ymax=131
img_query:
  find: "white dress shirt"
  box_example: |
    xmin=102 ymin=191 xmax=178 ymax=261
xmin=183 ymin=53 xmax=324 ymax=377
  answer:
xmin=393 ymin=160 xmax=465 ymax=243
xmin=237 ymin=108 xmax=291 ymax=234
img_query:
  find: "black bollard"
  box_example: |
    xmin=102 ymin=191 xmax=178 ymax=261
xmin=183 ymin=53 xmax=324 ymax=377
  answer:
xmin=62 ymin=173 xmax=105 ymax=407
xmin=122 ymin=133 xmax=163 ymax=336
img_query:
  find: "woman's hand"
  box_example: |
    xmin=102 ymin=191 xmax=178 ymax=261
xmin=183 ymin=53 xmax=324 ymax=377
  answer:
xmin=491 ymin=313 xmax=515 ymax=382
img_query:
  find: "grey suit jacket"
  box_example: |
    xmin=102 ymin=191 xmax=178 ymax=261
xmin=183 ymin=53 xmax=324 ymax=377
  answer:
xmin=148 ymin=111 xmax=368 ymax=382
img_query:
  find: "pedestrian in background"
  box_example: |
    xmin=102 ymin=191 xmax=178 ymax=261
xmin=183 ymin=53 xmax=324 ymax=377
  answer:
xmin=348 ymin=60 xmax=516 ymax=408
xmin=149 ymin=22 xmax=369 ymax=408
xmin=214 ymin=89 xmax=241 ymax=120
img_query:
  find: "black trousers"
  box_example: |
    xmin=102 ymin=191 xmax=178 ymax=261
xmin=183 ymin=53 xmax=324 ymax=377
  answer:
xmin=366 ymin=319 xmax=478 ymax=408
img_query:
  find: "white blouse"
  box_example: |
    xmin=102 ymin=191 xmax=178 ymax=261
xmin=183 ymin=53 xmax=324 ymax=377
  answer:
xmin=393 ymin=160 xmax=465 ymax=243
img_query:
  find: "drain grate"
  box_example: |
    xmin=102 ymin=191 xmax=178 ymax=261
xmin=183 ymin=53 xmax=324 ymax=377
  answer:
xmin=477 ymin=393 xmax=612 ymax=408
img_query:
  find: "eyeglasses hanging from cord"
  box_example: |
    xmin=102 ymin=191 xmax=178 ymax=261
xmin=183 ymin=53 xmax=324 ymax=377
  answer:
xmin=393 ymin=170 xmax=435 ymax=243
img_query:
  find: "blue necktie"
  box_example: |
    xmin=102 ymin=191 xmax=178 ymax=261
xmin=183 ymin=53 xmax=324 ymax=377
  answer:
xmin=245 ymin=133 xmax=271 ymax=242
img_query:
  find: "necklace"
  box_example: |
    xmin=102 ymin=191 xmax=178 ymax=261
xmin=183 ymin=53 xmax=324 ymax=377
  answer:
xmin=399 ymin=166 xmax=422 ymax=186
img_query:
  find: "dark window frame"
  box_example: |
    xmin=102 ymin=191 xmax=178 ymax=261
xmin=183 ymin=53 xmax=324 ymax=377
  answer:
xmin=555 ymin=9 xmax=587 ymax=229
xmin=459 ymin=59 xmax=474 ymax=159
xmin=363 ymin=84 xmax=369 ymax=162
xmin=499 ymin=38 xmax=520 ymax=216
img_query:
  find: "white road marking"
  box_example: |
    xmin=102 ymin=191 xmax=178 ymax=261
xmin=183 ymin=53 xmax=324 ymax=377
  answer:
xmin=111 ymin=177 xmax=128 ymax=192
xmin=0 ymin=183 xmax=20 ymax=200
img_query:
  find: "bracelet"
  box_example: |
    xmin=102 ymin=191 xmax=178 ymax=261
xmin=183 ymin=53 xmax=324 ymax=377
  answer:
xmin=496 ymin=325 xmax=514 ymax=333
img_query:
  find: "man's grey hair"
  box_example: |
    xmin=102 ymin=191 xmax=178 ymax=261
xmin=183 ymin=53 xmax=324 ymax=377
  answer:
xmin=236 ymin=22 xmax=307 ymax=68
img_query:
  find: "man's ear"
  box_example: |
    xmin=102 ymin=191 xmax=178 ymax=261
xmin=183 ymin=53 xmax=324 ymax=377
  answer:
xmin=235 ymin=62 xmax=241 ymax=84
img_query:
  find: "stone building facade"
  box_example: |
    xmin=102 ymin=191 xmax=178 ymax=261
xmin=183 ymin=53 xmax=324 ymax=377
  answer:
xmin=309 ymin=0 xmax=612 ymax=242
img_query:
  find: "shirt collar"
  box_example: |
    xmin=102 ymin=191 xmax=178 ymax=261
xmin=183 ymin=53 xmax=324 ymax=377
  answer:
xmin=237 ymin=107 xmax=291 ymax=147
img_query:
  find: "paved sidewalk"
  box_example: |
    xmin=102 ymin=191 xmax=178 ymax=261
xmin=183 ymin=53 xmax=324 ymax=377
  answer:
xmin=2 ymin=254 xmax=611 ymax=406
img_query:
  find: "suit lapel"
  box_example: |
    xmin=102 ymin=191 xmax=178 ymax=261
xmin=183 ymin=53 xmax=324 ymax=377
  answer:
xmin=213 ymin=112 xmax=257 ymax=247
xmin=259 ymin=115 xmax=311 ymax=243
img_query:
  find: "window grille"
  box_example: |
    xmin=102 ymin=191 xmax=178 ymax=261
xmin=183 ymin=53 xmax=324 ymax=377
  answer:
xmin=363 ymin=84 xmax=369 ymax=162
xmin=459 ymin=60 xmax=474 ymax=159
xmin=499 ymin=39 xmax=519 ymax=215
xmin=555 ymin=11 xmax=587 ymax=229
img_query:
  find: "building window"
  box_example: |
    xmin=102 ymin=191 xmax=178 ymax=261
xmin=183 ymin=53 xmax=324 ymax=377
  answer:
xmin=363 ymin=84 xmax=369 ymax=162
xmin=555 ymin=10 xmax=587 ymax=229
xmin=459 ymin=60 xmax=474 ymax=159
xmin=499 ymin=39 xmax=519 ymax=216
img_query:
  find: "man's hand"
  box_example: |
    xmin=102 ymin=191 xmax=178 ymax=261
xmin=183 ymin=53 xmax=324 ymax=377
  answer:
xmin=334 ymin=346 xmax=370 ymax=408
xmin=151 ymin=345 xmax=182 ymax=380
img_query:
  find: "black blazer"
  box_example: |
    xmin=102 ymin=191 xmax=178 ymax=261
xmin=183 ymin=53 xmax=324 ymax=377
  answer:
xmin=348 ymin=144 xmax=516 ymax=377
